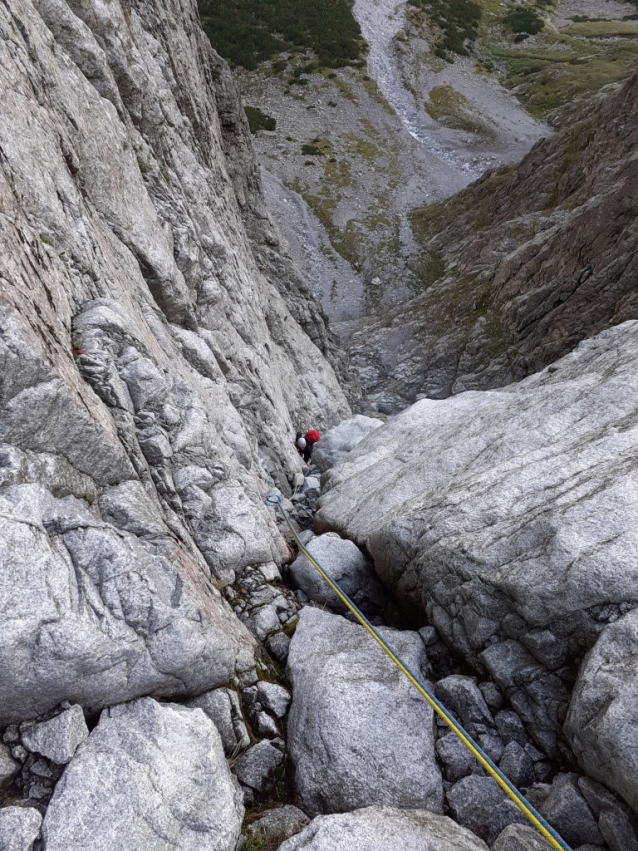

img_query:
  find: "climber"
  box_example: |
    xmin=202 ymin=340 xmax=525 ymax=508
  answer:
xmin=295 ymin=429 xmax=320 ymax=464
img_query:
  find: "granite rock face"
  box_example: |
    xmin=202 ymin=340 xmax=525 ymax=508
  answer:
xmin=349 ymin=72 xmax=638 ymax=411
xmin=0 ymin=483 xmax=253 ymax=725
xmin=566 ymin=607 xmax=638 ymax=813
xmin=286 ymin=607 xmax=442 ymax=816
xmin=316 ymin=322 xmax=638 ymax=777
xmin=0 ymin=0 xmax=357 ymax=725
xmin=277 ymin=806 xmax=490 ymax=851
xmin=41 ymin=697 xmax=243 ymax=851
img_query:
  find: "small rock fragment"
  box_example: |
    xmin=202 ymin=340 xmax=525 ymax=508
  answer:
xmin=256 ymin=682 xmax=291 ymax=719
xmin=492 ymin=822 xmax=554 ymax=850
xmin=0 ymin=743 xmax=20 ymax=791
xmin=436 ymin=734 xmax=475 ymax=782
xmin=233 ymin=740 xmax=284 ymax=796
xmin=247 ymin=805 xmax=309 ymax=842
xmin=495 ymin=710 xmax=529 ymax=747
xmin=499 ymin=741 xmax=535 ymax=789
xmin=21 ymin=706 xmax=88 ymax=765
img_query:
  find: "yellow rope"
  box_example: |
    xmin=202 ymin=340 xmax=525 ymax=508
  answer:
xmin=276 ymin=501 xmax=571 ymax=851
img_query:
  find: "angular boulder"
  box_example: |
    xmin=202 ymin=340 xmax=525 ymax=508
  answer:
xmin=286 ymin=607 xmax=442 ymax=816
xmin=41 ymin=698 xmax=243 ymax=851
xmin=277 ymin=805 xmax=489 ymax=850
xmin=21 ymin=705 xmax=89 ymax=765
xmin=288 ymin=533 xmax=387 ymax=614
xmin=446 ymin=776 xmax=527 ymax=846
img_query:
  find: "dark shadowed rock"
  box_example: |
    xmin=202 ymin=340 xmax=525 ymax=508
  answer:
xmin=233 ymin=740 xmax=284 ymax=797
xmin=446 ymin=775 xmax=527 ymax=846
xmin=539 ymin=774 xmax=603 ymax=849
xmin=247 ymin=805 xmax=310 ymax=843
xmin=499 ymin=742 xmax=535 ymax=790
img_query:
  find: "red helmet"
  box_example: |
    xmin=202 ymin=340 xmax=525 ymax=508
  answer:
xmin=305 ymin=430 xmax=320 ymax=443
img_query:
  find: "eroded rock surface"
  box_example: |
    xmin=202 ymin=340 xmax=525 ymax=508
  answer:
xmin=0 ymin=0 xmax=359 ymax=728
xmin=286 ymin=607 xmax=442 ymax=816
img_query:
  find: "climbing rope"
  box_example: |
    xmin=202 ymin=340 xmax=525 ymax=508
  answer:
xmin=268 ymin=494 xmax=572 ymax=851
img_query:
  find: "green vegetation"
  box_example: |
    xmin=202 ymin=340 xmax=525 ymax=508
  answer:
xmin=198 ymin=0 xmax=365 ymax=70
xmin=567 ymin=20 xmax=638 ymax=37
xmin=425 ymin=85 xmax=495 ymax=137
xmin=408 ymin=251 xmax=446 ymax=293
xmin=503 ymin=7 xmax=544 ymax=36
xmin=244 ymin=106 xmax=276 ymax=133
xmin=407 ymin=0 xmax=482 ymax=58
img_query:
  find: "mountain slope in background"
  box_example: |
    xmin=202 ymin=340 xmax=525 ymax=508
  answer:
xmin=349 ymin=70 xmax=638 ymax=411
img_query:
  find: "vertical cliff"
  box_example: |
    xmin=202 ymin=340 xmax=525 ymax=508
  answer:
xmin=0 ymin=0 xmax=357 ymax=724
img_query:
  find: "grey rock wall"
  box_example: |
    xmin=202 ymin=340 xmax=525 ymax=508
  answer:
xmin=0 ymin=0 xmax=355 ymax=726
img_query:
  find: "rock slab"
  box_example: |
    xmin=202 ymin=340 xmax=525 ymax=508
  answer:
xmin=286 ymin=607 xmax=442 ymax=816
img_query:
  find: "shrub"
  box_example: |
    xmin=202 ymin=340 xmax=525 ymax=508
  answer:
xmin=410 ymin=0 xmax=482 ymax=56
xmin=198 ymin=0 xmax=364 ymax=70
xmin=504 ymin=7 xmax=545 ymax=35
xmin=301 ymin=143 xmax=323 ymax=155
xmin=244 ymin=106 xmax=276 ymax=133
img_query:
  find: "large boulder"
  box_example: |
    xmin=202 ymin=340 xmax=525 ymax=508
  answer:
xmin=316 ymin=322 xmax=638 ymax=762
xmin=565 ymin=608 xmax=638 ymax=812
xmin=313 ymin=416 xmax=384 ymax=471
xmin=288 ymin=533 xmax=387 ymax=613
xmin=286 ymin=607 xmax=442 ymax=816
xmin=276 ymin=806 xmax=489 ymax=851
xmin=0 ymin=484 xmax=254 ymax=725
xmin=41 ymin=697 xmax=244 ymax=851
